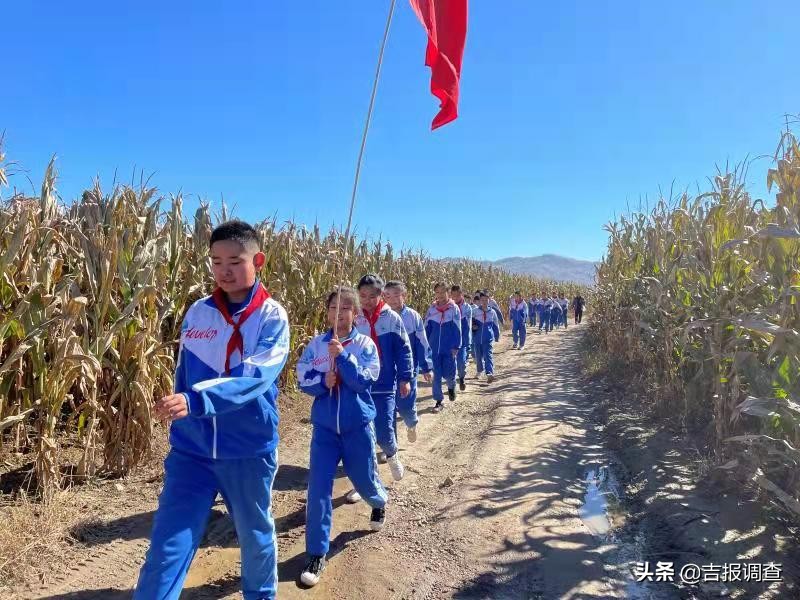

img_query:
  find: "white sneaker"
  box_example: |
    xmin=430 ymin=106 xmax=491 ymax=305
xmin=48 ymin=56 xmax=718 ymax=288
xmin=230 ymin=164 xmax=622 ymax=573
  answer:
xmin=345 ymin=489 xmax=362 ymax=503
xmin=407 ymin=426 xmax=417 ymax=443
xmin=387 ymin=453 xmax=405 ymax=481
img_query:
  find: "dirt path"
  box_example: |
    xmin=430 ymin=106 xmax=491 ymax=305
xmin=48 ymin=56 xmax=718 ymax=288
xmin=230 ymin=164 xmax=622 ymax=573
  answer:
xmin=27 ymin=322 xmax=632 ymax=600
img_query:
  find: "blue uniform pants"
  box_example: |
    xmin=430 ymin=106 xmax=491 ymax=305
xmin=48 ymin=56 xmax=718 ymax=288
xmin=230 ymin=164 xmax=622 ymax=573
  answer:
xmin=456 ymin=346 xmax=468 ymax=380
xmin=540 ymin=310 xmax=552 ymax=332
xmin=395 ymin=378 xmax=418 ymax=428
xmin=306 ymin=424 xmax=387 ymax=556
xmin=432 ymin=352 xmax=456 ymax=401
xmin=135 ymin=449 xmax=278 ymax=600
xmin=372 ymin=388 xmax=398 ymax=457
xmin=474 ymin=340 xmax=495 ymax=375
xmin=512 ymin=320 xmax=527 ymax=347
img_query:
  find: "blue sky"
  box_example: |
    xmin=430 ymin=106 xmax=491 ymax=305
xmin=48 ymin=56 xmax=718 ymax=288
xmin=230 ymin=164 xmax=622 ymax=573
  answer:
xmin=2 ymin=1 xmax=798 ymax=262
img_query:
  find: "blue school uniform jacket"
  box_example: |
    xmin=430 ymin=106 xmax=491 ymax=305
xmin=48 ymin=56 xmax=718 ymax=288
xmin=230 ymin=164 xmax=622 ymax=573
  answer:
xmin=296 ymin=328 xmax=380 ymax=434
xmin=424 ymin=301 xmax=462 ymax=356
xmin=472 ymin=305 xmax=501 ymax=344
xmin=509 ymin=298 xmax=529 ymax=326
xmin=172 ymin=281 xmax=290 ymax=459
xmin=397 ymin=305 xmax=433 ymax=376
xmin=355 ymin=303 xmax=414 ymax=390
xmin=454 ymin=300 xmax=473 ymax=348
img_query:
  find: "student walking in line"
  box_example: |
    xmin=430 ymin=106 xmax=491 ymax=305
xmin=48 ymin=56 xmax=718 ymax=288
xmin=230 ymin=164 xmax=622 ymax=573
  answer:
xmin=135 ymin=221 xmax=290 ymax=600
xmin=424 ymin=283 xmax=462 ymax=412
xmin=383 ymin=280 xmax=432 ymax=443
xmin=509 ymin=291 xmax=529 ymax=350
xmin=450 ymin=285 xmax=473 ymax=392
xmin=573 ymin=294 xmax=586 ymax=323
xmin=296 ymin=287 xmax=388 ymax=587
xmin=472 ymin=292 xmax=501 ymax=383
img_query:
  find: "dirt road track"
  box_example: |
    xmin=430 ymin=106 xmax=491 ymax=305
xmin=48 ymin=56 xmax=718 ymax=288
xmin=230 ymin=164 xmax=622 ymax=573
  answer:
xmin=27 ymin=322 xmax=631 ymax=600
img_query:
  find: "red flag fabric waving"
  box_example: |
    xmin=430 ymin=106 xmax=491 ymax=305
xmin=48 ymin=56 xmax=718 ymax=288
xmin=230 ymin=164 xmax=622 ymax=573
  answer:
xmin=408 ymin=0 xmax=468 ymax=130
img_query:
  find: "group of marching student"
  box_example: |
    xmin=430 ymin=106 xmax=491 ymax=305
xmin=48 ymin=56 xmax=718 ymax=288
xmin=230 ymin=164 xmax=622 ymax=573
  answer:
xmin=135 ymin=218 xmax=589 ymax=599
xmin=295 ymin=274 xmax=505 ymax=586
xmin=511 ymin=291 xmax=587 ymax=342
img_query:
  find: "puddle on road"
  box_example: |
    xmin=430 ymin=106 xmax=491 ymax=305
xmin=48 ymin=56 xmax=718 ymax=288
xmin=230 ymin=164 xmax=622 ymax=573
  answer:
xmin=579 ymin=465 xmax=621 ymax=536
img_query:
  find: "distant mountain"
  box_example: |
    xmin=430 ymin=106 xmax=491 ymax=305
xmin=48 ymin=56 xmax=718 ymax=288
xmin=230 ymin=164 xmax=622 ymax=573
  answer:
xmin=488 ymin=255 xmax=598 ymax=286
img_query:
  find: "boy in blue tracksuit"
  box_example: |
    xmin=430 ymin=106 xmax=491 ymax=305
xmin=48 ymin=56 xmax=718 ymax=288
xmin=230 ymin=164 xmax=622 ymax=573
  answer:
xmin=560 ymin=295 xmax=569 ymax=328
xmin=509 ymin=291 xmax=529 ymax=350
xmin=355 ymin=274 xmax=413 ymax=481
xmin=383 ymin=280 xmax=432 ymax=443
xmin=425 ymin=283 xmax=462 ymax=411
xmin=550 ymin=293 xmax=563 ymax=330
xmin=527 ymin=293 xmax=536 ymax=327
xmin=135 ymin=221 xmax=290 ymax=600
xmin=486 ymin=291 xmax=505 ymax=326
xmin=540 ymin=297 xmax=552 ymax=333
xmin=450 ymin=285 xmax=473 ymax=392
xmin=473 ymin=292 xmax=501 ymax=383
xmin=470 ymin=293 xmax=482 ymax=363
xmin=296 ymin=287 xmax=387 ymax=587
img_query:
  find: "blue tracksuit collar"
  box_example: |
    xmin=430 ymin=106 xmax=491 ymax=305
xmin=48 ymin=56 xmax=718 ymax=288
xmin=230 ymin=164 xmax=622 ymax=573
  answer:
xmin=323 ymin=327 xmax=359 ymax=344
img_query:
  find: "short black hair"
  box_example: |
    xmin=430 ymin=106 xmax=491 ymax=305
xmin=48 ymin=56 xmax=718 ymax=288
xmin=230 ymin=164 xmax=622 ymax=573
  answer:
xmin=358 ymin=273 xmax=385 ymax=291
xmin=450 ymin=284 xmax=462 ymax=293
xmin=210 ymin=220 xmax=261 ymax=252
xmin=384 ymin=280 xmax=407 ymax=294
xmin=433 ymin=281 xmax=448 ymax=292
xmin=514 ymin=290 xmax=521 ymax=295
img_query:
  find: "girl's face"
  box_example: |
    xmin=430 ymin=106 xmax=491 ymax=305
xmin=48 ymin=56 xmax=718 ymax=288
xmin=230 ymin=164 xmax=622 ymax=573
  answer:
xmin=434 ymin=286 xmax=449 ymax=304
xmin=328 ymin=297 xmax=355 ymax=331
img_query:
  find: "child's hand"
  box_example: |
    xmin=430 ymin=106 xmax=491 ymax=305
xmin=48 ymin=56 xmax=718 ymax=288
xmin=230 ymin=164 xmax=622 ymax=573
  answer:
xmin=155 ymin=393 xmax=189 ymax=421
xmin=329 ymin=339 xmax=344 ymax=358
xmin=325 ymin=371 xmax=338 ymax=389
xmin=398 ymin=381 xmax=411 ymax=398
xmin=451 ymin=348 xmax=458 ymax=358
xmin=422 ymin=372 xmax=432 ymax=384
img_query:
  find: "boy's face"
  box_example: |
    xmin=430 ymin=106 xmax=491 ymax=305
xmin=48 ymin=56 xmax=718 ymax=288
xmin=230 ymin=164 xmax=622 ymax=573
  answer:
xmin=479 ymin=296 xmax=489 ymax=309
xmin=210 ymin=240 xmax=264 ymax=297
xmin=452 ymin=290 xmax=464 ymax=303
xmin=359 ymin=285 xmax=381 ymax=313
xmin=328 ymin=296 xmax=355 ymax=331
xmin=383 ymin=287 xmax=404 ymax=312
xmin=515 ymin=294 xmax=522 ymax=302
xmin=434 ymin=286 xmax=449 ymax=304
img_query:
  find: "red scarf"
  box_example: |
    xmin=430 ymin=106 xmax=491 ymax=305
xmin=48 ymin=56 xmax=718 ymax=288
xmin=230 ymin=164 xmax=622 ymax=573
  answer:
xmin=435 ymin=300 xmax=451 ymax=323
xmin=211 ymin=282 xmax=270 ymax=375
xmin=363 ymin=301 xmax=385 ymax=357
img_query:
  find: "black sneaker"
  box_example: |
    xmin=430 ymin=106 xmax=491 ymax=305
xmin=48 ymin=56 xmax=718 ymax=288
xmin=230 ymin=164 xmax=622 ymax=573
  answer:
xmin=448 ymin=388 xmax=456 ymax=402
xmin=370 ymin=507 xmax=386 ymax=531
xmin=433 ymin=401 xmax=444 ymax=413
xmin=300 ymin=555 xmax=326 ymax=587
xmin=459 ymin=377 xmax=465 ymax=391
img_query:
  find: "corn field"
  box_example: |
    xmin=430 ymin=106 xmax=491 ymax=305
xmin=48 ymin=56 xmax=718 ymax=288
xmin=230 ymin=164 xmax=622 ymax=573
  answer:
xmin=591 ymin=128 xmax=800 ymax=516
xmin=0 ymin=146 xmax=585 ymax=497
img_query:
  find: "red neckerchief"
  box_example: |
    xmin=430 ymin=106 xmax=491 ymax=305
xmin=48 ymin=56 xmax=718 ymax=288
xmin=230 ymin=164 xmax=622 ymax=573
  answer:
xmin=363 ymin=301 xmax=385 ymax=357
xmin=329 ymin=330 xmax=355 ymax=388
xmin=211 ymin=282 xmax=270 ymax=375
xmin=435 ymin=300 xmax=451 ymax=323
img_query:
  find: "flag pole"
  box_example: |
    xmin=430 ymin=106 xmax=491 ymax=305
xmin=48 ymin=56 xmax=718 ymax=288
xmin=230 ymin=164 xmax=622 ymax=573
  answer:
xmin=334 ymin=0 xmax=397 ymax=332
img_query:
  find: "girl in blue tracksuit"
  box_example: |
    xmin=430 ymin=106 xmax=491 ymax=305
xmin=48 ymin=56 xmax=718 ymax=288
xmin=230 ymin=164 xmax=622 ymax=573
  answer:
xmin=136 ymin=222 xmax=290 ymax=600
xmin=383 ymin=280 xmax=432 ymax=442
xmin=425 ymin=283 xmax=462 ymax=411
xmin=354 ymin=274 xmax=413 ymax=481
xmin=450 ymin=285 xmax=473 ymax=392
xmin=296 ymin=287 xmax=387 ymax=587
xmin=509 ymin=292 xmax=529 ymax=350
xmin=472 ymin=292 xmax=501 ymax=383
xmin=471 ymin=293 xmax=482 ymax=361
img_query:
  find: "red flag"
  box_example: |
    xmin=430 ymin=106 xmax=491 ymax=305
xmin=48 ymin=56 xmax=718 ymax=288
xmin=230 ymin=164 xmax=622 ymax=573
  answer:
xmin=408 ymin=0 xmax=468 ymax=130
